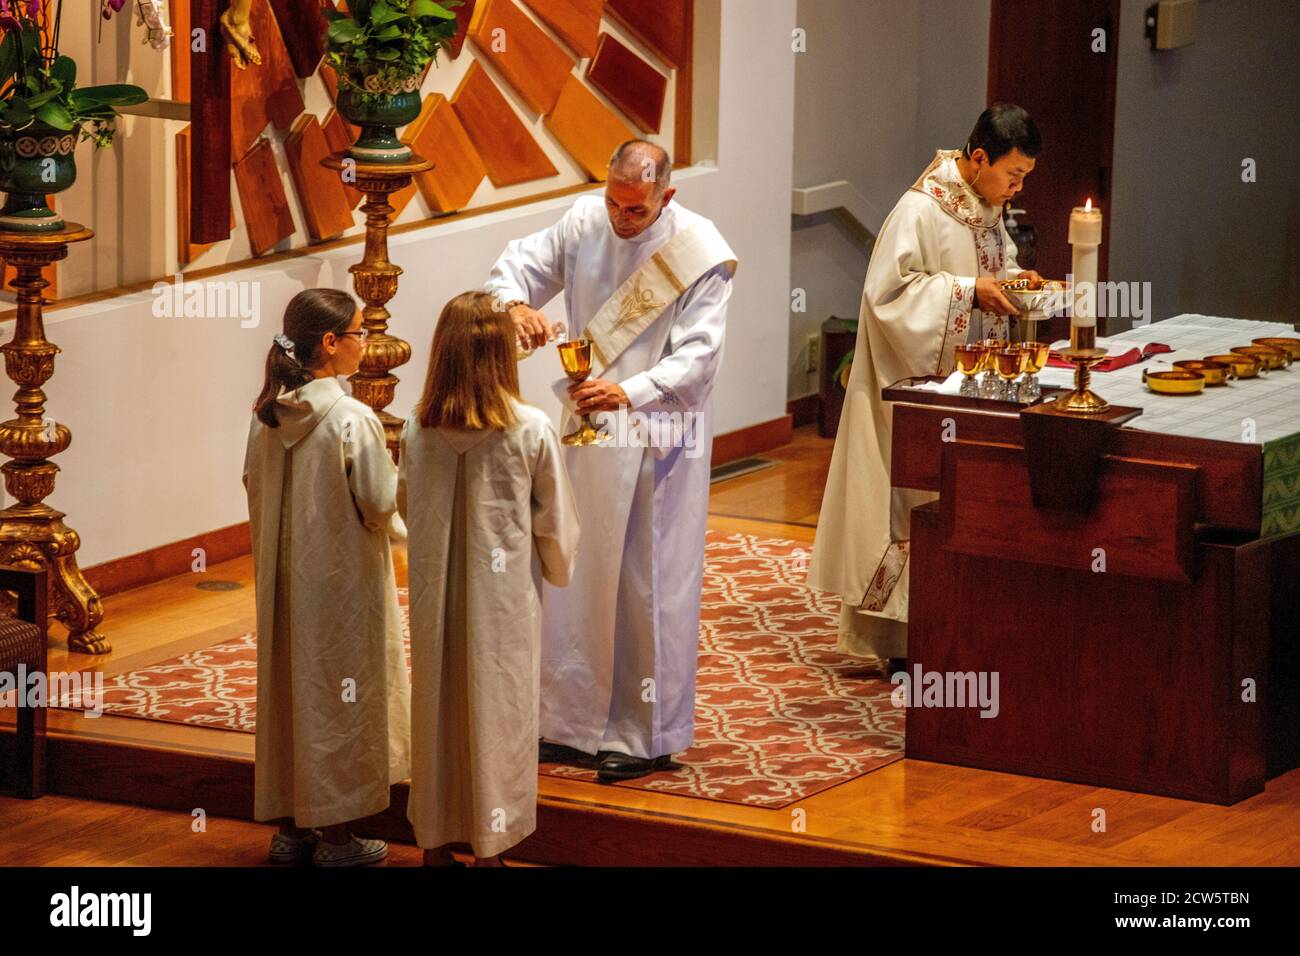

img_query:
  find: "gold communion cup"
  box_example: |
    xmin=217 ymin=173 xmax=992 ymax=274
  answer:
xmin=955 ymin=344 xmax=984 ymax=398
xmin=557 ymin=338 xmax=611 ymax=446
xmin=994 ymin=346 xmax=1027 ymax=401
xmin=1017 ymin=341 xmax=1050 ymax=402
xmin=955 ymin=345 xmax=983 ymax=376
xmin=1021 ymin=341 xmax=1050 ymax=375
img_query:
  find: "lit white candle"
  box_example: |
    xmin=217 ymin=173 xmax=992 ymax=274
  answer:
xmin=1069 ymin=199 xmax=1102 ymax=328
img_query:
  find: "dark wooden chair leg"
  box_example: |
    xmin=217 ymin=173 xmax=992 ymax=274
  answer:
xmin=0 ymin=565 xmax=49 ymax=799
xmin=13 ymin=692 xmax=45 ymax=799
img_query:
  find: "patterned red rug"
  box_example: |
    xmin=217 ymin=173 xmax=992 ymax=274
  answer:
xmin=63 ymin=532 xmax=903 ymax=808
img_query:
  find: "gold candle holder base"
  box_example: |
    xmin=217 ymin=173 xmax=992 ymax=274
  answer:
xmin=0 ymin=224 xmax=109 ymax=654
xmin=1054 ymin=324 xmax=1110 ymax=415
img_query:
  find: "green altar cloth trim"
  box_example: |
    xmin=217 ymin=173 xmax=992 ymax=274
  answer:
xmin=1262 ymin=431 xmax=1300 ymax=538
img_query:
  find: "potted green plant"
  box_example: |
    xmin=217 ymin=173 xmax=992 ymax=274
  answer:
xmin=324 ymin=0 xmax=460 ymax=164
xmin=0 ymin=1 xmax=147 ymax=233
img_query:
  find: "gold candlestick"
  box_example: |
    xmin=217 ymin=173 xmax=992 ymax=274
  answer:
xmin=1055 ymin=324 xmax=1110 ymax=414
xmin=321 ymin=151 xmax=433 ymax=459
xmin=0 ymin=224 xmax=108 ymax=653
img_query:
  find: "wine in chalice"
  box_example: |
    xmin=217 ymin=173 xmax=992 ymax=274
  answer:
xmin=557 ymin=339 xmax=611 ymax=446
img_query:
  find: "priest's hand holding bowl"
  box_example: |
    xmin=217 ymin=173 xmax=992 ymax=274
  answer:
xmin=570 ymin=378 xmax=629 ymax=414
xmin=975 ymin=276 xmax=1018 ymax=315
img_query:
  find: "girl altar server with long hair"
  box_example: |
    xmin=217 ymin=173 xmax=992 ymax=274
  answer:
xmin=401 ymin=291 xmax=579 ymax=867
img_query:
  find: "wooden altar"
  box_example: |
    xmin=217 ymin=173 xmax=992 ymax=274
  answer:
xmin=888 ymin=316 xmax=1300 ymax=805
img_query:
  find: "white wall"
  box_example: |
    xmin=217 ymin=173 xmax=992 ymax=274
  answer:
xmin=787 ymin=0 xmax=989 ymax=398
xmin=1108 ymin=0 xmax=1300 ymax=326
xmin=19 ymin=0 xmax=796 ymax=569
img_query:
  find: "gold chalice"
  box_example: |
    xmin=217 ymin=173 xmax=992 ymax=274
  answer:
xmin=955 ymin=345 xmax=984 ymax=398
xmin=557 ymin=338 xmax=611 ymax=446
xmin=979 ymin=338 xmax=1006 ymax=398
xmin=1018 ymin=341 xmax=1050 ymax=402
xmin=995 ymin=346 xmax=1027 ymax=402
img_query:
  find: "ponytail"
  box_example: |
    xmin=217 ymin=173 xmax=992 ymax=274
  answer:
xmin=253 ymin=288 xmax=358 ymax=427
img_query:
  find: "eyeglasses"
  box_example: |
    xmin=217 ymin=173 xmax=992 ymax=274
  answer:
xmin=336 ymin=330 xmax=367 ymax=342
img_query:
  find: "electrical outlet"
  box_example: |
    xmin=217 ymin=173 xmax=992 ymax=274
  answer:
xmin=806 ymin=334 xmax=820 ymax=374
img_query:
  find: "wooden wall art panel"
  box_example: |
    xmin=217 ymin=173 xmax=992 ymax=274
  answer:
xmin=449 ymin=0 xmax=476 ymax=57
xmin=451 ymin=61 xmax=559 ymax=186
xmin=606 ymin=0 xmax=690 ymax=69
xmin=285 ymin=115 xmax=356 ymax=241
xmin=522 ymin=0 xmax=605 ymax=59
xmin=468 ymin=0 xmax=574 ymax=115
xmin=269 ymin=0 xmax=327 ymax=78
xmin=166 ymin=0 xmax=693 ymax=271
xmin=587 ymin=32 xmax=666 ymax=133
xmin=408 ymin=94 xmax=488 ymax=212
xmin=233 ymin=137 xmax=296 ymax=257
xmin=545 ymin=74 xmax=635 ymax=181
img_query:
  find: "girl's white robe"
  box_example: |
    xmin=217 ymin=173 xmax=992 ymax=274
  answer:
xmin=243 ymin=376 xmax=410 ymax=828
xmin=400 ymin=402 xmax=579 ymax=857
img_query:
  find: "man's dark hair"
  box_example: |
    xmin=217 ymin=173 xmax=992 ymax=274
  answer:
xmin=963 ymin=103 xmax=1041 ymax=163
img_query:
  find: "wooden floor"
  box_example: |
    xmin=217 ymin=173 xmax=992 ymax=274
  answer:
xmin=3 ymin=424 xmax=1299 ymax=866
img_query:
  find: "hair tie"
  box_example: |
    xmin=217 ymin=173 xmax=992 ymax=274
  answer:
xmin=274 ymin=333 xmax=296 ymax=355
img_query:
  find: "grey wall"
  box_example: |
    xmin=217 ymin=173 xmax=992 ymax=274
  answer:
xmin=1108 ymin=0 xmax=1300 ymax=326
xmin=788 ymin=0 xmax=990 ymax=399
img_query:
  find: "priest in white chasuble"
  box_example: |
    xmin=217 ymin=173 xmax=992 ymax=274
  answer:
xmin=808 ymin=104 xmax=1042 ymax=668
xmin=484 ymin=140 xmax=738 ymax=782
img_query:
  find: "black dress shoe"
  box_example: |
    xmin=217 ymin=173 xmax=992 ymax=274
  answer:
xmin=886 ymin=657 xmax=908 ymax=677
xmin=538 ymin=740 xmax=592 ymax=764
xmin=596 ymin=752 xmax=673 ymax=783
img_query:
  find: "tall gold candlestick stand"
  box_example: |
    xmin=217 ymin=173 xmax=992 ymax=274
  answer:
xmin=321 ymin=152 xmax=433 ymax=458
xmin=0 ymin=224 xmax=108 ymax=653
xmin=1054 ymin=323 xmax=1110 ymax=414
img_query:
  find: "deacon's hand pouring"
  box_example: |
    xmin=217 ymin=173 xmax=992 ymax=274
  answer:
xmin=508 ymin=302 xmax=556 ymax=351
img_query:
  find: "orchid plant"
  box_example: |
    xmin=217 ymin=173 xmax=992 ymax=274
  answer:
xmin=0 ymin=0 xmax=146 ymax=147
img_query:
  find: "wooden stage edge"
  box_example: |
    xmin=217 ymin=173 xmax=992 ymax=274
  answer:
xmin=0 ymin=729 xmax=960 ymax=867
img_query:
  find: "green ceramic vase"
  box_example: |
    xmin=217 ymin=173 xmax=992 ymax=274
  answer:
xmin=0 ymin=122 xmax=80 ymax=233
xmin=336 ymin=80 xmax=422 ymax=165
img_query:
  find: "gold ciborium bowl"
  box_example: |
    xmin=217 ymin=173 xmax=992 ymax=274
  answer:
xmin=1143 ymin=369 xmax=1205 ymax=395
xmin=1232 ymin=345 xmax=1288 ymax=371
xmin=1206 ymin=353 xmax=1260 ymax=379
xmin=1174 ymin=359 xmax=1233 ymax=386
xmin=1252 ymin=337 xmax=1300 ymax=361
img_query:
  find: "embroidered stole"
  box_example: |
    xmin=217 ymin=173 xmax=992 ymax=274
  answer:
xmin=582 ymin=221 xmax=737 ymax=377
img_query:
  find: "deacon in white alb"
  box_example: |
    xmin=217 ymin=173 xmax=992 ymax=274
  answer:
xmin=808 ymin=104 xmax=1042 ymax=668
xmin=485 ymin=140 xmax=738 ymax=782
